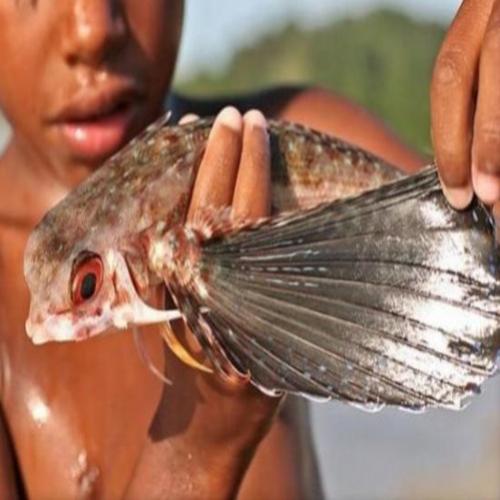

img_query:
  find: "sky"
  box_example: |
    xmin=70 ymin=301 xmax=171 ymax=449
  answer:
xmin=175 ymin=0 xmax=461 ymax=79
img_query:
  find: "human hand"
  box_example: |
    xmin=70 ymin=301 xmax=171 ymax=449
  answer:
xmin=149 ymin=107 xmax=282 ymax=497
xmin=431 ymin=0 xmax=500 ymax=210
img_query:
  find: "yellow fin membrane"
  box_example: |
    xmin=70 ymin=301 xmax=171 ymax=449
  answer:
xmin=160 ymin=322 xmax=213 ymax=374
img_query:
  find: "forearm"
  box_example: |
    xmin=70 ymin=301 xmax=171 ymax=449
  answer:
xmin=124 ymin=434 xmax=256 ymax=499
xmin=123 ymin=342 xmax=278 ymax=500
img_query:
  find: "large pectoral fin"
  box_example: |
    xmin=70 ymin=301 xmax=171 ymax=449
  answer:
xmin=171 ymin=168 xmax=500 ymax=410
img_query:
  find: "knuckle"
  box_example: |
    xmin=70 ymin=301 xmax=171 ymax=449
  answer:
xmin=474 ymin=121 xmax=500 ymax=173
xmin=435 ymin=138 xmax=469 ymax=167
xmin=432 ymin=49 xmax=468 ymax=92
xmin=436 ymin=164 xmax=468 ymax=187
xmin=435 ymin=147 xmax=470 ymax=186
xmin=437 ymin=151 xmax=466 ymax=170
xmin=476 ymin=120 xmax=500 ymax=148
xmin=483 ymin=29 xmax=500 ymax=56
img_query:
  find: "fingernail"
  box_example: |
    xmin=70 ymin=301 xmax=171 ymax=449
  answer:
xmin=217 ymin=106 xmax=242 ymax=132
xmin=441 ymin=182 xmax=473 ymax=209
xmin=179 ymin=113 xmax=199 ymax=125
xmin=472 ymin=169 xmax=500 ymax=205
xmin=243 ymin=109 xmax=267 ymax=130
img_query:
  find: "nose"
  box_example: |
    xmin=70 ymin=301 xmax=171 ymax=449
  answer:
xmin=62 ymin=0 xmax=127 ymax=66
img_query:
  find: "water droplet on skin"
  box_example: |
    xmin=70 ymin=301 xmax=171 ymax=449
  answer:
xmin=27 ymin=393 xmax=50 ymax=428
xmin=71 ymin=451 xmax=100 ymax=496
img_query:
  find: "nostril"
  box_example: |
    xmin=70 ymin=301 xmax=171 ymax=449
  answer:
xmin=66 ymin=53 xmax=78 ymax=67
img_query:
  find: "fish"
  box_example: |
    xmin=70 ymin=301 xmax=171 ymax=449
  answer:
xmin=23 ymin=114 xmax=500 ymax=411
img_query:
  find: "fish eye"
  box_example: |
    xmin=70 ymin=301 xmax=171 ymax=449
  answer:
xmin=71 ymin=253 xmax=103 ymax=306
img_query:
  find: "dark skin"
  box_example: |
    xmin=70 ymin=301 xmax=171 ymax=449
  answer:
xmin=431 ymin=0 xmax=500 ymax=210
xmin=2 ymin=0 xmax=491 ymax=498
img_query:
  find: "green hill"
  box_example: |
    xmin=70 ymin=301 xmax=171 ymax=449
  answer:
xmin=176 ymin=9 xmax=446 ymax=153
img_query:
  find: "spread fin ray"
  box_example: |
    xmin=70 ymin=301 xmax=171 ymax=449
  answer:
xmin=169 ymin=168 xmax=500 ymax=410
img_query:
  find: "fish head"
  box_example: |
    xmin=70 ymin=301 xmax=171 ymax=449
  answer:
xmin=22 ymin=117 xmax=207 ymax=345
xmin=24 ymin=219 xmax=172 ymax=345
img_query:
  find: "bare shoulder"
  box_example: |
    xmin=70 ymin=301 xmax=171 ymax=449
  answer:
xmin=172 ymin=85 xmax=425 ymax=172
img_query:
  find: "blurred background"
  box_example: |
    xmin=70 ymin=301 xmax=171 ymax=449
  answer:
xmin=2 ymin=1 xmax=499 ymax=499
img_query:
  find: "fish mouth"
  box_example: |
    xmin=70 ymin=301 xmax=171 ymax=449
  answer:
xmin=25 ymin=299 xmax=118 ymax=345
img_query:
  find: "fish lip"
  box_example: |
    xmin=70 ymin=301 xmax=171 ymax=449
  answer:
xmin=25 ymin=308 xmax=114 ymax=344
xmin=25 ymin=316 xmax=76 ymax=345
xmin=47 ymin=78 xmax=145 ymax=124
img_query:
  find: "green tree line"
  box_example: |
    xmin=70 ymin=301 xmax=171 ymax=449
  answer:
xmin=176 ymin=9 xmax=446 ymax=154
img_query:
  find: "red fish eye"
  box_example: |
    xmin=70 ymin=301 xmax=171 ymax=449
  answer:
xmin=71 ymin=255 xmax=103 ymax=306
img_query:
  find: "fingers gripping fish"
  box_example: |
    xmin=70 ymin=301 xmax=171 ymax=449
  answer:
xmin=23 ymin=114 xmax=500 ymax=411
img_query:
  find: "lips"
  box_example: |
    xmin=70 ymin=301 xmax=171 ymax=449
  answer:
xmin=49 ymin=80 xmax=145 ymax=161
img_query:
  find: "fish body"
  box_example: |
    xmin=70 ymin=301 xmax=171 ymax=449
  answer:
xmin=24 ymin=115 xmax=398 ymax=342
xmin=24 ymin=114 xmax=500 ymax=410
